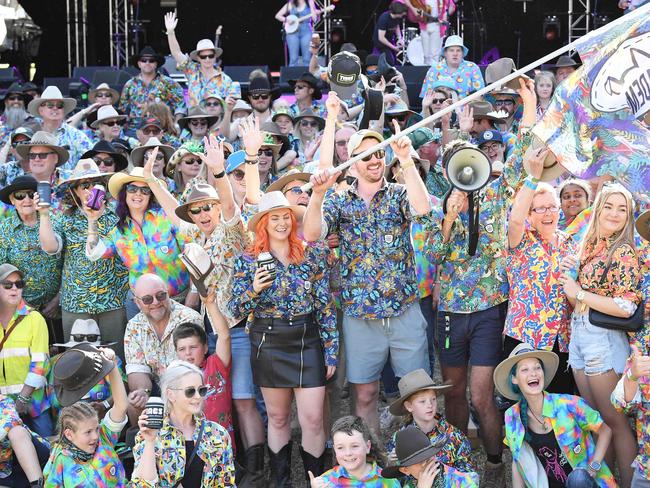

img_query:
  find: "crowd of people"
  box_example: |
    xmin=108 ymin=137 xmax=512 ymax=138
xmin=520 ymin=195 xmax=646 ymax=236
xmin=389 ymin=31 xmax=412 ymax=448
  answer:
xmin=0 ymin=3 xmax=648 ymax=488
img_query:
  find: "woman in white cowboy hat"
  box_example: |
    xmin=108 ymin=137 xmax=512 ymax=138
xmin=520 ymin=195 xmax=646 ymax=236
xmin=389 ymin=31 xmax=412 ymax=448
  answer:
xmin=85 ymin=149 xmax=191 ymax=320
xmin=87 ymin=105 xmax=128 ymax=144
xmin=130 ymin=136 xmax=175 ymax=188
xmin=66 ymin=84 xmax=121 ymax=132
xmin=494 ymin=343 xmax=616 ymax=488
xmin=228 ymin=189 xmax=338 ymax=485
xmin=37 ymin=158 xmax=130 ymax=359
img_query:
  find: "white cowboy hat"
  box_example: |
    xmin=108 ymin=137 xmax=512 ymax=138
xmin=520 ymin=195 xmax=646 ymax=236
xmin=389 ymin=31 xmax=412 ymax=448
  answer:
xmin=190 ymin=39 xmax=223 ymax=62
xmin=247 ymin=191 xmax=305 ymax=232
xmin=27 ymin=86 xmax=77 ymax=117
xmin=90 ymin=105 xmax=127 ymax=129
xmin=52 ymin=319 xmax=116 ymax=348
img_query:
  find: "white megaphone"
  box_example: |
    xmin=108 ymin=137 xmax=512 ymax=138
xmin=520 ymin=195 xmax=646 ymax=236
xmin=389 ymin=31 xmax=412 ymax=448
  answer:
xmin=445 ymin=146 xmax=492 ymax=192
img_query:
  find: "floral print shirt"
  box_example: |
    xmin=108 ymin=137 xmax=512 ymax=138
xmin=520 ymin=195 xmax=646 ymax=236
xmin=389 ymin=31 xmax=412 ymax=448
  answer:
xmin=0 ymin=160 xmax=26 ymax=187
xmin=319 ymin=180 xmax=432 ymax=319
xmin=119 ymin=74 xmax=185 ymax=130
xmin=426 ymin=132 xmax=531 ymax=313
xmin=505 ymin=229 xmax=576 ymax=352
xmin=228 ymin=245 xmax=338 ymax=366
xmin=0 ymin=211 xmax=63 ymax=308
xmin=419 ymin=60 xmax=485 ymax=99
xmin=132 ymin=414 xmax=235 ymax=487
xmin=504 ymin=393 xmax=616 ymax=488
xmin=54 ymin=209 xmax=129 ymax=314
xmin=558 ymin=207 xmax=593 ymax=246
xmin=55 ymin=123 xmax=94 ymax=171
xmin=289 ymin=100 xmax=326 ymax=118
xmin=319 ymin=462 xmax=400 ymax=487
xmin=44 ymin=413 xmax=128 ymax=487
xmin=124 ymin=301 xmax=202 ymax=382
xmin=177 ymin=59 xmax=239 ymax=108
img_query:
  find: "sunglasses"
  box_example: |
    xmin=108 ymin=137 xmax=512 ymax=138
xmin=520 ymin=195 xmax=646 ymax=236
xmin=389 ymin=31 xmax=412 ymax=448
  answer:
xmin=335 ymin=140 xmax=349 ymax=147
xmin=142 ymin=128 xmax=162 ymax=135
xmin=144 ymin=152 xmax=165 ymax=162
xmin=11 ymin=140 xmax=29 ymax=148
xmin=94 ymin=156 xmax=115 ymax=166
xmin=41 ymin=101 xmax=65 ymax=109
xmin=135 ymin=290 xmax=168 ymax=305
xmin=250 ymin=93 xmax=270 ymax=101
xmin=353 ymin=149 xmax=385 ymax=162
xmin=284 ymin=187 xmax=311 ymax=196
xmin=7 ymin=95 xmax=23 ymax=102
xmin=125 ymin=184 xmax=152 ymax=195
xmin=169 ymin=385 xmax=210 ymax=398
xmin=294 ymin=84 xmax=309 ymax=91
xmin=198 ymin=53 xmax=216 ymax=60
xmin=183 ymin=158 xmax=202 ymax=166
xmin=494 ymin=99 xmax=515 ymax=106
xmin=531 ymin=205 xmax=560 ymax=214
xmin=102 ymin=119 xmax=124 ymax=127
xmin=73 ymin=181 xmax=94 ymax=191
xmin=95 ymin=92 xmax=112 ymax=99
xmin=432 ymin=98 xmax=447 ymax=104
xmin=300 ymin=120 xmax=320 ymax=128
xmin=189 ymin=119 xmax=208 ymax=127
xmin=189 ymin=203 xmax=216 ymax=215
xmin=231 ymin=169 xmax=245 ymax=180
xmin=28 ymin=152 xmax=56 ymax=160
xmin=71 ymin=334 xmax=100 ymax=342
xmin=1 ymin=280 xmax=25 ymax=290
xmin=204 ymin=101 xmax=221 ymax=107
xmin=139 ymin=58 xmax=157 ymax=64
xmin=12 ymin=190 xmax=35 ymax=201
xmin=258 ymin=149 xmax=274 ymax=157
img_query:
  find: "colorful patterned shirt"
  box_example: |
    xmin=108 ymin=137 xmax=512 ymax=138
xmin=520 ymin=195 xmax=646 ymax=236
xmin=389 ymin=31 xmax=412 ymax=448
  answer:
xmin=0 ymin=211 xmax=63 ymax=308
xmin=426 ymin=132 xmax=531 ymax=313
xmin=119 ymin=74 xmax=185 ymax=130
xmin=611 ymin=359 xmax=650 ymax=480
xmin=124 ymin=301 xmax=202 ymax=382
xmin=55 ymin=123 xmax=93 ymax=171
xmin=0 ymin=303 xmax=50 ymax=417
xmin=44 ymin=412 xmax=128 ymax=487
xmin=630 ymin=235 xmax=650 ymax=354
xmin=289 ymin=101 xmax=326 ymax=118
xmin=318 ymin=462 xmax=400 ymax=487
xmin=318 ymin=180 xmax=432 ymax=319
xmin=558 ymin=207 xmax=592 ymax=245
xmin=0 ymin=160 xmax=26 ymax=187
xmin=202 ymin=355 xmax=233 ymax=449
xmin=229 ymin=245 xmax=338 ymax=366
xmin=53 ymin=209 xmax=129 ymax=314
xmin=386 ymin=416 xmax=479 ymax=487
xmin=132 ymin=414 xmax=235 ymax=487
xmin=505 ymin=229 xmax=576 ymax=352
xmin=179 ymin=208 xmax=250 ymax=327
xmin=420 ymin=60 xmax=485 ymax=99
xmin=92 ymin=207 xmax=191 ymax=297
xmin=178 ymin=59 xmax=239 ymax=108
xmin=504 ymin=393 xmax=617 ymax=488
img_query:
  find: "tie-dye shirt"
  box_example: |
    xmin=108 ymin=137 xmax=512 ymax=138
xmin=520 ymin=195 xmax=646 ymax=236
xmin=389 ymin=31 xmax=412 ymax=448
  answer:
xmin=43 ymin=412 xmax=128 ymax=488
xmin=411 ymin=195 xmax=441 ymax=298
xmin=505 ymin=229 xmax=576 ymax=352
xmin=91 ymin=207 xmax=191 ymax=297
xmin=504 ymin=393 xmax=617 ymax=488
xmin=177 ymin=59 xmax=239 ymax=108
xmin=559 ymin=207 xmax=593 ymax=246
xmin=419 ymin=60 xmax=485 ymax=99
xmin=119 ymin=74 xmax=185 ymax=130
xmin=318 ymin=462 xmax=400 ymax=487
xmin=55 ymin=123 xmax=94 ymax=171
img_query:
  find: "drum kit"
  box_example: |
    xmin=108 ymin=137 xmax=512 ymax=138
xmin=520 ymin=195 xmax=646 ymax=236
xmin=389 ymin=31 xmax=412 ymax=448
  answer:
xmin=403 ymin=27 xmax=425 ymax=66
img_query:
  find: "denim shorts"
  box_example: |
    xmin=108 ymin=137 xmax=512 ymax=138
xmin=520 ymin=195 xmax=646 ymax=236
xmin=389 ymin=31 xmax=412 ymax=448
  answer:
xmin=568 ymin=313 xmax=630 ymax=375
xmin=231 ymin=326 xmax=256 ymax=399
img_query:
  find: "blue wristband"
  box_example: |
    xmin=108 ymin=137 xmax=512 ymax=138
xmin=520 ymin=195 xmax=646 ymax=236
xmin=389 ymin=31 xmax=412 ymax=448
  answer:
xmin=524 ymin=178 xmax=538 ymax=190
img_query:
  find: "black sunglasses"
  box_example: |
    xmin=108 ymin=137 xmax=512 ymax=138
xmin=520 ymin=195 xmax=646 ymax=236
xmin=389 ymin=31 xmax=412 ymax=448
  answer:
xmin=139 ymin=58 xmax=157 ymax=64
xmin=135 ymin=290 xmax=168 ymax=305
xmin=144 ymin=152 xmax=165 ymax=162
xmin=102 ymin=119 xmax=124 ymax=127
xmin=73 ymin=181 xmax=94 ymax=191
xmin=71 ymin=334 xmax=100 ymax=342
xmin=204 ymin=101 xmax=221 ymax=107
xmin=284 ymin=187 xmax=311 ymax=196
xmin=300 ymin=120 xmax=320 ymax=128
xmin=12 ymin=190 xmax=35 ymax=201
xmin=94 ymin=157 xmax=115 ymax=166
xmin=258 ymin=149 xmax=274 ymax=157
xmin=198 ymin=53 xmax=216 ymax=60
xmin=1 ymin=280 xmax=25 ymax=290
xmin=29 ymin=152 xmax=56 ymax=160
xmin=353 ymin=149 xmax=385 ymax=162
xmin=189 ymin=119 xmax=208 ymax=127
xmin=11 ymin=140 xmax=29 ymax=148
xmin=183 ymin=158 xmax=202 ymax=165
xmin=41 ymin=101 xmax=65 ymax=109
xmin=169 ymin=385 xmax=209 ymax=398
xmin=7 ymin=95 xmax=23 ymax=102
xmin=189 ymin=203 xmax=216 ymax=215
xmin=142 ymin=128 xmax=162 ymax=135
xmin=250 ymin=93 xmax=270 ymax=101
xmin=432 ymin=98 xmax=447 ymax=104
xmin=125 ymin=184 xmax=152 ymax=195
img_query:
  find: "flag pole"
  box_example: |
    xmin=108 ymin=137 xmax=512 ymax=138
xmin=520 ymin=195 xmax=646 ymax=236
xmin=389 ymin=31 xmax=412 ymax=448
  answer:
xmin=301 ymin=6 xmax=648 ymax=190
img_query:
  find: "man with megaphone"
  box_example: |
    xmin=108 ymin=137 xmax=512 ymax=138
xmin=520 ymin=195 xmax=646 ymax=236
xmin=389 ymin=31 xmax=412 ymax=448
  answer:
xmin=427 ymin=78 xmax=539 ymax=487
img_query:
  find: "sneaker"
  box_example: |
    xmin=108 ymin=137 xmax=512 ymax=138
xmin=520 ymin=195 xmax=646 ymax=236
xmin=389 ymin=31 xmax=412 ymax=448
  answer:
xmin=481 ymin=461 xmax=505 ymax=488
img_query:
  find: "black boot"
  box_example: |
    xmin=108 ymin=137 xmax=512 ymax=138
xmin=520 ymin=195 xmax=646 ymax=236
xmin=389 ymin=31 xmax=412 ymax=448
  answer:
xmin=269 ymin=442 xmax=292 ymax=488
xmin=238 ymin=444 xmax=266 ymax=487
xmin=299 ymin=446 xmax=325 ymax=480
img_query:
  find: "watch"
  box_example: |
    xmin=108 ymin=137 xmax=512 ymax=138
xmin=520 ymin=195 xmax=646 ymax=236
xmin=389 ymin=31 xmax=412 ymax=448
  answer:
xmin=588 ymin=460 xmax=601 ymax=472
xmin=576 ymin=290 xmax=586 ymax=302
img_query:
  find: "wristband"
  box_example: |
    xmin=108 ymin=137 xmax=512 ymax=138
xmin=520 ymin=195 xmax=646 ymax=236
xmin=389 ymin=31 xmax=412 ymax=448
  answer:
xmin=146 ymin=177 xmax=159 ymax=185
xmin=16 ymin=394 xmax=31 ymax=404
xmin=524 ymin=178 xmax=538 ymax=191
xmin=213 ymin=170 xmax=226 ymax=179
xmin=627 ymin=368 xmax=639 ymax=382
xmin=245 ymin=152 xmax=258 ymax=159
xmin=245 ymin=159 xmax=259 ymax=165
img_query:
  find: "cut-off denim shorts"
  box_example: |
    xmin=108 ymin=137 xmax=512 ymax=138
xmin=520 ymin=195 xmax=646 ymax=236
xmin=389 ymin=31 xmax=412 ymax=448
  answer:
xmin=568 ymin=312 xmax=630 ymax=376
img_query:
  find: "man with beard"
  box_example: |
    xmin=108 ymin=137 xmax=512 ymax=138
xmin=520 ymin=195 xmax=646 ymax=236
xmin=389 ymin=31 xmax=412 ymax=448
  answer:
xmin=303 ymin=127 xmax=432 ymax=439
xmin=123 ymin=273 xmax=202 ymax=424
xmin=0 ymin=83 xmax=40 ymax=146
xmin=224 ymin=75 xmax=279 ymax=142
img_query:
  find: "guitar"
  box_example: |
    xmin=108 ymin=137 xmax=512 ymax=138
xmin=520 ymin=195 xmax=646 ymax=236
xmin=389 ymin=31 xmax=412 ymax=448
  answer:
xmin=284 ymin=4 xmax=335 ymax=34
xmin=407 ymin=0 xmax=440 ymax=24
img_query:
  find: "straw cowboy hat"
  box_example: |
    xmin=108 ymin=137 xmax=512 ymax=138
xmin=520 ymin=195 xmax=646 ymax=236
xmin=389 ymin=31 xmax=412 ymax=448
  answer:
xmin=524 ymin=136 xmax=564 ymax=182
xmin=81 ymin=140 xmax=129 ymax=172
xmin=88 ymin=83 xmax=120 ymax=105
xmin=485 ymin=58 xmax=531 ymax=93
xmin=27 ymin=86 xmax=77 ymax=117
xmin=247 ymin=191 xmax=305 ymax=232
xmin=178 ymin=106 xmax=220 ymax=131
xmin=90 ymin=105 xmax=127 ymax=129
xmin=57 ymin=158 xmax=114 ymax=192
xmin=0 ymin=175 xmax=37 ymax=205
xmin=52 ymin=319 xmax=117 ymax=348
xmin=382 ymin=427 xmax=447 ymax=478
xmin=493 ymin=343 xmax=559 ymax=401
xmin=389 ymin=369 xmax=452 ymax=416
xmin=190 ymin=39 xmax=223 ymax=62
xmin=108 ymin=166 xmax=167 ymax=199
xmin=166 ymin=140 xmax=205 ymax=178
xmin=130 ymin=137 xmax=175 ymax=167
xmin=175 ymin=183 xmax=221 ymax=223
xmin=53 ymin=343 xmax=115 ymax=407
xmin=636 ymin=210 xmax=650 ymax=243
xmin=469 ymin=100 xmax=508 ymax=123
xmin=16 ymin=131 xmax=69 ymax=165
xmin=266 ymin=169 xmax=311 ymax=194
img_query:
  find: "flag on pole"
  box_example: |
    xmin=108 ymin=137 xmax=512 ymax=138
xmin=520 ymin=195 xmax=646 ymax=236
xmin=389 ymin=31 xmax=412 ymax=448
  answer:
xmin=532 ymin=4 xmax=650 ymax=201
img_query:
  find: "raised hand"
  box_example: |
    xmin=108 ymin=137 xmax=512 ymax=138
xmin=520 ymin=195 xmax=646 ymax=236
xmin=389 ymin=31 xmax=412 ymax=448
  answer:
xmin=201 ymin=134 xmax=225 ymax=174
xmin=629 ymin=344 xmax=650 ymax=380
xmin=164 ymin=11 xmax=178 ymax=32
xmin=241 ymin=117 xmax=263 ymax=157
xmin=524 ymin=146 xmax=550 ymax=180
xmin=458 ymin=105 xmax=474 ymax=132
xmin=517 ymin=77 xmax=537 ymax=107
xmin=325 ymin=91 xmax=341 ymax=119
xmin=143 ymin=146 xmax=158 ymax=180
xmin=389 ymin=119 xmax=413 ymax=161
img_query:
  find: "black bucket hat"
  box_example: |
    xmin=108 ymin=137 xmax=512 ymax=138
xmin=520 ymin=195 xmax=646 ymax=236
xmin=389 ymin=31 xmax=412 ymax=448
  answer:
xmin=0 ymin=175 xmax=38 ymax=205
xmin=81 ymin=140 xmax=129 ymax=172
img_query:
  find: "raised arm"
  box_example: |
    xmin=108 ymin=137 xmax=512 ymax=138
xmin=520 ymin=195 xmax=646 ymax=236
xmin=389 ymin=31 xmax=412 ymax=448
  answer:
xmin=303 ymin=170 xmax=339 ymax=242
xmin=35 ymin=196 xmax=61 ymax=254
xmin=102 ymin=348 xmax=128 ymax=423
xmin=204 ymin=293 xmax=231 ymax=367
xmin=240 ymin=117 xmax=263 ymax=205
xmin=318 ymin=91 xmax=340 ymax=170
xmin=202 ymin=135 xmax=236 ymax=221
xmin=164 ymin=11 xmax=187 ymax=66
xmin=142 ymin=147 xmax=181 ymax=226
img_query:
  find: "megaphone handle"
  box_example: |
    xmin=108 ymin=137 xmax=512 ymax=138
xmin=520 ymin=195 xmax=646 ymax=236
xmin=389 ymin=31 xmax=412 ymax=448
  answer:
xmin=467 ymin=192 xmax=480 ymax=257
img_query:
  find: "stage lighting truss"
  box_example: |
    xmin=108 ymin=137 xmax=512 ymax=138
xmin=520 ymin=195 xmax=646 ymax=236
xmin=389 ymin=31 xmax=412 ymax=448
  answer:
xmin=568 ymin=0 xmax=590 ymax=45
xmin=312 ymin=0 xmax=333 ymax=60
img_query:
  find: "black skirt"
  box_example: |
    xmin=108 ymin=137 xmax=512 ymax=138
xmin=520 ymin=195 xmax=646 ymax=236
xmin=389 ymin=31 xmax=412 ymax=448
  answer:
xmin=249 ymin=314 xmax=326 ymax=388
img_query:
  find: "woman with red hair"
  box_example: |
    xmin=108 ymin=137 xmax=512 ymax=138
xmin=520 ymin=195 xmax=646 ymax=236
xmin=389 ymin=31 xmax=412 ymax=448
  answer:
xmin=228 ymin=190 xmax=338 ymax=486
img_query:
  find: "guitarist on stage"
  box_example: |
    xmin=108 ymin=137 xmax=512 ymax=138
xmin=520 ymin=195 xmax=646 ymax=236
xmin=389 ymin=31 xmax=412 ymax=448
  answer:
xmin=372 ymin=2 xmax=408 ymax=65
xmin=276 ymin=0 xmax=318 ymax=66
xmin=404 ymin=0 xmax=456 ymax=65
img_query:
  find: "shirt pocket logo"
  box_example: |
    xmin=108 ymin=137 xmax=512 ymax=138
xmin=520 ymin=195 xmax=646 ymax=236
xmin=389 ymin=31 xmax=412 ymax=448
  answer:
xmin=304 ymin=281 xmax=312 ymax=291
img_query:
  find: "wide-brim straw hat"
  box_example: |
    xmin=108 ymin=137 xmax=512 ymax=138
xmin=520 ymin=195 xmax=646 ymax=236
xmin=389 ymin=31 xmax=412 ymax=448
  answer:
xmin=57 ymin=158 xmax=114 ymax=191
xmin=175 ymin=183 xmax=221 ymax=223
xmin=247 ymin=191 xmax=305 ymax=232
xmin=27 ymin=85 xmax=77 ymax=117
xmin=130 ymin=137 xmax=175 ymax=167
xmin=190 ymin=39 xmax=223 ymax=62
xmin=266 ymin=170 xmax=311 ymax=193
xmin=178 ymin=106 xmax=220 ymax=130
xmin=108 ymin=166 xmax=167 ymax=199
xmin=636 ymin=210 xmax=650 ymax=243
xmin=90 ymin=105 xmax=127 ymax=129
xmin=382 ymin=427 xmax=447 ymax=479
xmin=493 ymin=343 xmax=559 ymax=401
xmin=16 ymin=131 xmax=69 ymax=166
xmin=389 ymin=369 xmax=452 ymax=416
xmin=524 ymin=136 xmax=564 ymax=182
xmin=166 ymin=141 xmax=204 ymax=177
xmin=88 ymin=83 xmax=120 ymax=105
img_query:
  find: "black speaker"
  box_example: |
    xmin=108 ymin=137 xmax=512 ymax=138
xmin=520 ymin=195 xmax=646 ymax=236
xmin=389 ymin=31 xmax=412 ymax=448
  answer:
xmin=72 ymin=66 xmax=108 ymax=85
xmin=91 ymin=69 xmax=121 ymax=87
xmin=43 ymin=77 xmax=74 ymax=96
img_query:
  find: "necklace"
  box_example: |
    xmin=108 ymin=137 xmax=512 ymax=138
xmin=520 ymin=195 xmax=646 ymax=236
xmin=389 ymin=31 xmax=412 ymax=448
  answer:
xmin=528 ymin=408 xmax=550 ymax=431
